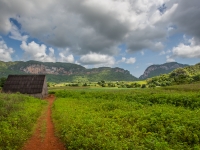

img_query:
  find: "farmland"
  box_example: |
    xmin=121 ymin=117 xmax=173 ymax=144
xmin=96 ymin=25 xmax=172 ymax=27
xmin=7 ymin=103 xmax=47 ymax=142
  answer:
xmin=52 ymin=84 xmax=200 ymax=149
xmin=0 ymin=93 xmax=47 ymax=150
xmin=1 ymin=83 xmax=200 ymax=149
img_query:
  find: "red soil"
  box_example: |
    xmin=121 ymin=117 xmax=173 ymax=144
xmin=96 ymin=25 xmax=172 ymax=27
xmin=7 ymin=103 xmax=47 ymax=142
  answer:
xmin=22 ymin=95 xmax=66 ymax=150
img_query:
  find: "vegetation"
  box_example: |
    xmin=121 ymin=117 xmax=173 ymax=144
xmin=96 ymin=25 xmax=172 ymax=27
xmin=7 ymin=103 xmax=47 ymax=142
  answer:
xmin=0 ymin=77 xmax=7 ymax=87
xmin=86 ymin=68 xmax=137 ymax=81
xmin=1 ymin=60 xmax=200 ymax=149
xmin=139 ymin=62 xmax=188 ymax=79
xmin=47 ymin=81 xmax=146 ymax=89
xmin=147 ymin=63 xmax=200 ymax=87
xmin=46 ymin=70 xmax=137 ymax=83
xmin=0 ymin=93 xmax=47 ymax=150
xmin=0 ymin=61 xmax=137 ymax=83
xmin=52 ymin=85 xmax=200 ymax=149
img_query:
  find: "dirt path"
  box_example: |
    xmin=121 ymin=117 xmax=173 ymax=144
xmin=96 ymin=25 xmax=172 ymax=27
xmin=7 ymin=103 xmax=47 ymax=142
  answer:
xmin=22 ymin=95 xmax=66 ymax=150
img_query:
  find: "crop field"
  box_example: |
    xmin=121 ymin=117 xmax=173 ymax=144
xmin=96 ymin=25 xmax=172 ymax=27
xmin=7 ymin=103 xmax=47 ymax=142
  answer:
xmin=52 ymin=84 xmax=200 ymax=149
xmin=163 ymin=82 xmax=200 ymax=92
xmin=1 ymin=83 xmax=200 ymax=150
xmin=0 ymin=93 xmax=47 ymax=150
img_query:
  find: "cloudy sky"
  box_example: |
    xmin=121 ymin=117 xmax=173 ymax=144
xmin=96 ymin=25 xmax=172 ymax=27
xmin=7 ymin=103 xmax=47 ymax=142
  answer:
xmin=0 ymin=0 xmax=200 ymax=77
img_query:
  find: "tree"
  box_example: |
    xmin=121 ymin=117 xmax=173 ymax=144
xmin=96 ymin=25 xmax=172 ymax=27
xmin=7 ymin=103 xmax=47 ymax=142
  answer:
xmin=141 ymin=84 xmax=146 ymax=88
xmin=0 ymin=77 xmax=7 ymax=87
xmin=101 ymin=80 xmax=105 ymax=84
xmin=83 ymin=83 xmax=88 ymax=86
xmin=148 ymin=84 xmax=156 ymax=88
xmin=170 ymin=68 xmax=190 ymax=83
xmin=193 ymin=74 xmax=200 ymax=82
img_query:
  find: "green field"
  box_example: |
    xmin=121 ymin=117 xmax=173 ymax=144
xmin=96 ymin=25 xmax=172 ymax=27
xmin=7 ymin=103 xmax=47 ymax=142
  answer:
xmin=52 ymin=84 xmax=200 ymax=149
xmin=1 ymin=83 xmax=200 ymax=150
xmin=48 ymin=80 xmax=147 ymax=90
xmin=0 ymin=93 xmax=47 ymax=150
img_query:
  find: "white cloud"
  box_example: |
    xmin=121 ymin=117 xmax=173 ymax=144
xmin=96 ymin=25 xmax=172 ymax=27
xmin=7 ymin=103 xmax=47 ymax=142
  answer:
xmin=75 ymin=60 xmax=80 ymax=65
xmin=79 ymin=52 xmax=115 ymax=66
xmin=119 ymin=57 xmax=136 ymax=64
xmin=20 ymin=41 xmax=56 ymax=62
xmin=57 ymin=48 xmax=75 ymax=63
xmin=172 ymin=37 xmax=200 ymax=58
xmin=159 ymin=50 xmax=171 ymax=55
xmin=141 ymin=51 xmax=144 ymax=56
xmin=159 ymin=51 xmax=166 ymax=55
xmin=9 ymin=24 xmax=28 ymax=41
xmin=0 ymin=38 xmax=14 ymax=61
xmin=0 ymin=15 xmax=12 ymax=34
xmin=167 ymin=27 xmax=174 ymax=31
xmin=58 ymin=53 xmax=74 ymax=63
xmin=0 ymin=0 xmax=200 ymax=64
xmin=0 ymin=0 xmax=179 ymax=54
xmin=125 ymin=57 xmax=136 ymax=64
xmin=154 ymin=42 xmax=164 ymax=51
xmin=120 ymin=57 xmax=126 ymax=63
xmin=166 ymin=55 xmax=175 ymax=62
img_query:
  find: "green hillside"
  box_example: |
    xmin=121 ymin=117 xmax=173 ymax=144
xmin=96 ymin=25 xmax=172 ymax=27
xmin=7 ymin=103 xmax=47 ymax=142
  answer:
xmin=0 ymin=61 xmax=137 ymax=83
xmin=147 ymin=63 xmax=200 ymax=87
xmin=184 ymin=63 xmax=200 ymax=75
xmin=7 ymin=60 xmax=85 ymax=71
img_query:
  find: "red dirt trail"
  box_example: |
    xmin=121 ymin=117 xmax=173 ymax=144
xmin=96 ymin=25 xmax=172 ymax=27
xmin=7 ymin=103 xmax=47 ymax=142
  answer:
xmin=22 ymin=95 xmax=66 ymax=150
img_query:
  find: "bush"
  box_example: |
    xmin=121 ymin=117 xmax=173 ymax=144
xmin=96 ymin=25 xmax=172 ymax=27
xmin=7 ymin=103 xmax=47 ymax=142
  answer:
xmin=83 ymin=83 xmax=88 ymax=86
xmin=0 ymin=77 xmax=7 ymax=87
xmin=170 ymin=68 xmax=190 ymax=84
xmin=193 ymin=74 xmax=200 ymax=81
xmin=141 ymin=84 xmax=146 ymax=88
xmin=148 ymin=84 xmax=156 ymax=88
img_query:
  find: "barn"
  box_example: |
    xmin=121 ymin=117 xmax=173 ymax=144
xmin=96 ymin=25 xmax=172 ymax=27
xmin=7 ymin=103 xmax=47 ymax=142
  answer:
xmin=3 ymin=75 xmax=48 ymax=99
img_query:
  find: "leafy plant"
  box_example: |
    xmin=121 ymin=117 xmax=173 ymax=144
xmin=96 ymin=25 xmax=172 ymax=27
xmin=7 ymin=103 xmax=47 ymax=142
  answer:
xmin=52 ymin=86 xmax=200 ymax=149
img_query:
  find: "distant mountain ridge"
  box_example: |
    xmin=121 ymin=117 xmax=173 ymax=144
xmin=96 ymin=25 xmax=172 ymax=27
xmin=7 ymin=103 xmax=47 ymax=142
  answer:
xmin=0 ymin=60 xmax=137 ymax=82
xmin=139 ymin=62 xmax=189 ymax=79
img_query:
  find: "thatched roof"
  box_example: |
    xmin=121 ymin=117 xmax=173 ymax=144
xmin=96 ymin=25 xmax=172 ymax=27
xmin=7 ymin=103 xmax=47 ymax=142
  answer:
xmin=3 ymin=75 xmax=46 ymax=94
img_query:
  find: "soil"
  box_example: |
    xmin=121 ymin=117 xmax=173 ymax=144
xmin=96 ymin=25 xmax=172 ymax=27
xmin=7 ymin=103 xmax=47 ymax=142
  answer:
xmin=22 ymin=95 xmax=66 ymax=150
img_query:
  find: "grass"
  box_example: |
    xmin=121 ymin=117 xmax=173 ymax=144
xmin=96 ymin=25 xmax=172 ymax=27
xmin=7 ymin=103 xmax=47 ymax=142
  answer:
xmin=0 ymin=93 xmax=47 ymax=150
xmin=135 ymin=80 xmax=147 ymax=84
xmin=163 ymin=82 xmax=200 ymax=91
xmin=52 ymin=86 xmax=200 ymax=149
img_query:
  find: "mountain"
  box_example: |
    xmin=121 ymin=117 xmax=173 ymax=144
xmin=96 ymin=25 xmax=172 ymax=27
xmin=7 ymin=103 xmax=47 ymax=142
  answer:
xmin=0 ymin=60 xmax=137 ymax=82
xmin=139 ymin=62 xmax=189 ymax=79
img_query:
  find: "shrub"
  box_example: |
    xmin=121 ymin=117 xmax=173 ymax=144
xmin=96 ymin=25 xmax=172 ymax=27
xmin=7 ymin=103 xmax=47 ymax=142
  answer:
xmin=0 ymin=77 xmax=7 ymax=87
xmin=141 ymin=84 xmax=146 ymax=88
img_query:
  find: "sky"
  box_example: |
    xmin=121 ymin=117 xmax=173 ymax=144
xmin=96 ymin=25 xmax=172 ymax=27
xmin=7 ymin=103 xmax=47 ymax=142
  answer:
xmin=0 ymin=0 xmax=200 ymax=77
